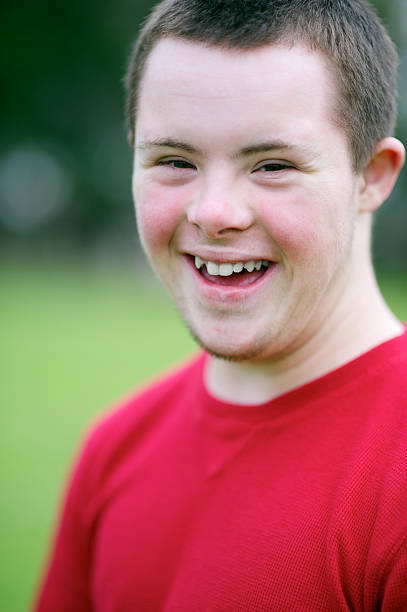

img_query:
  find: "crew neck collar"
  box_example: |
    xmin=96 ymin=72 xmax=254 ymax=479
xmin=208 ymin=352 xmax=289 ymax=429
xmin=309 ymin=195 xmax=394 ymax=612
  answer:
xmin=197 ymin=325 xmax=407 ymax=422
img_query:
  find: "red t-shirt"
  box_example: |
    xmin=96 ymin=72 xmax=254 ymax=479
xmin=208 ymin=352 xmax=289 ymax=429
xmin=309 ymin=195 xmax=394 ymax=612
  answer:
xmin=34 ymin=330 xmax=407 ymax=611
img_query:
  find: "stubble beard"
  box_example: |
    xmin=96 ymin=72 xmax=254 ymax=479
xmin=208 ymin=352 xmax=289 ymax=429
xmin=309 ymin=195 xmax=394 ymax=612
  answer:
xmin=179 ymin=311 xmax=274 ymax=363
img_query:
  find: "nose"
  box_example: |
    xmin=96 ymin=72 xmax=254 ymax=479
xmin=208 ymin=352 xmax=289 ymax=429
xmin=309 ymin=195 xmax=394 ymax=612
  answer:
xmin=187 ymin=175 xmax=254 ymax=239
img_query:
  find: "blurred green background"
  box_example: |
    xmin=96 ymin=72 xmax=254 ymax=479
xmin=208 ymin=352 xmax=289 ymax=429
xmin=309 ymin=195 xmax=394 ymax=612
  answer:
xmin=1 ymin=1 xmax=406 ymax=610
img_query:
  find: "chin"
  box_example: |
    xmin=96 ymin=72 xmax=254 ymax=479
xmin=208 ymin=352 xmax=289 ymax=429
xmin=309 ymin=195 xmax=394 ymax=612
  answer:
xmin=185 ymin=323 xmax=273 ymax=362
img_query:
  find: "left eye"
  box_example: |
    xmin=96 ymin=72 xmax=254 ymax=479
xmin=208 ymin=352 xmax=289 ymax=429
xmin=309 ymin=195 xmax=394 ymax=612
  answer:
xmin=253 ymin=162 xmax=292 ymax=173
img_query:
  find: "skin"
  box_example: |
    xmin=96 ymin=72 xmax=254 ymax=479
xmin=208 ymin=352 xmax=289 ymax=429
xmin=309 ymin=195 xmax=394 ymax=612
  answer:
xmin=132 ymin=38 xmax=404 ymax=404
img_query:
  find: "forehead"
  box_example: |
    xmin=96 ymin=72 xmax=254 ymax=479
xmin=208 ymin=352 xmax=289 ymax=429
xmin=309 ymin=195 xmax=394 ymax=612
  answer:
xmin=136 ymin=38 xmax=344 ymax=153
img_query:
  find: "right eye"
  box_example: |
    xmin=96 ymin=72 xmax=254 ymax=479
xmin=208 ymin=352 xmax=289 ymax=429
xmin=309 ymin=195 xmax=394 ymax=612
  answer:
xmin=157 ymin=158 xmax=196 ymax=170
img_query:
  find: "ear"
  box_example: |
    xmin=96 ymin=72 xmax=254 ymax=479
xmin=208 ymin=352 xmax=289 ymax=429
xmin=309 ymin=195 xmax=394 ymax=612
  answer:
xmin=359 ymin=137 xmax=405 ymax=212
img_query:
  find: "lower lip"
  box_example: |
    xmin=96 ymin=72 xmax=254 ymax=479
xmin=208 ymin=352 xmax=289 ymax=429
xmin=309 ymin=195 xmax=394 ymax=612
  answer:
xmin=184 ymin=256 xmax=277 ymax=303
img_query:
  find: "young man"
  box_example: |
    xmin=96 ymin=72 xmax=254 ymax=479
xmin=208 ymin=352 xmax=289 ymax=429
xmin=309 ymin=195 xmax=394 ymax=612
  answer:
xmin=35 ymin=0 xmax=407 ymax=610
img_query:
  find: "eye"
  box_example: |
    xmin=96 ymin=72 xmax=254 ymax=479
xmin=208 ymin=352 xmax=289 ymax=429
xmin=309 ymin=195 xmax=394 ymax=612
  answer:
xmin=252 ymin=161 xmax=294 ymax=173
xmin=157 ymin=158 xmax=196 ymax=170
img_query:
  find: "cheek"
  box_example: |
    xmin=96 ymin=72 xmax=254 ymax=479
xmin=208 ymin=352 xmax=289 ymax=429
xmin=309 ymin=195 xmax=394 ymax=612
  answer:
xmin=255 ymin=188 xmax=353 ymax=264
xmin=255 ymin=196 xmax=321 ymax=260
xmin=134 ymin=183 xmax=185 ymax=252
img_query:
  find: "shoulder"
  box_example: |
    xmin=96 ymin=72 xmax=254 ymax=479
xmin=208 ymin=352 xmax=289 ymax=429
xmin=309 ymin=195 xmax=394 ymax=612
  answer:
xmin=325 ymin=329 xmax=407 ymax=606
xmin=362 ymin=326 xmax=407 ymax=412
xmin=74 ymin=352 xmax=205 ymax=478
xmin=337 ymin=326 xmax=407 ymax=407
xmin=97 ymin=351 xmax=203 ymax=426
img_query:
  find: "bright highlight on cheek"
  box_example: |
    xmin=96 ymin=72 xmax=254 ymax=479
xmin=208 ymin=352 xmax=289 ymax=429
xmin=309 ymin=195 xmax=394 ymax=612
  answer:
xmin=278 ymin=220 xmax=320 ymax=257
xmin=134 ymin=165 xmax=196 ymax=250
xmin=135 ymin=181 xmax=185 ymax=250
xmin=137 ymin=202 xmax=172 ymax=248
xmin=255 ymin=197 xmax=319 ymax=259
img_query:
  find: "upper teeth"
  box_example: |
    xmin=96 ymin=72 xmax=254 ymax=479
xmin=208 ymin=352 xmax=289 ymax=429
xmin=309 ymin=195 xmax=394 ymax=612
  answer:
xmin=194 ymin=256 xmax=269 ymax=276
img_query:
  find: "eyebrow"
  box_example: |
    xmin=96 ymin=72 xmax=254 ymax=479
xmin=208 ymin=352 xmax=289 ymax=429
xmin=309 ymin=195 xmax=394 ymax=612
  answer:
xmin=136 ymin=138 xmax=201 ymax=155
xmin=233 ymin=141 xmax=319 ymax=160
xmin=136 ymin=138 xmax=315 ymax=159
xmin=234 ymin=141 xmax=291 ymax=159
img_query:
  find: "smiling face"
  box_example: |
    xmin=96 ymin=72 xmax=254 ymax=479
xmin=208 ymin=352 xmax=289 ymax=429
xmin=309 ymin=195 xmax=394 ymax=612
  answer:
xmin=132 ymin=38 xmax=363 ymax=361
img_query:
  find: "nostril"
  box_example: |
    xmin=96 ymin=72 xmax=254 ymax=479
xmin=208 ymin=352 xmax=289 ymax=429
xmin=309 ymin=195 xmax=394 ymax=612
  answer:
xmin=187 ymin=199 xmax=254 ymax=238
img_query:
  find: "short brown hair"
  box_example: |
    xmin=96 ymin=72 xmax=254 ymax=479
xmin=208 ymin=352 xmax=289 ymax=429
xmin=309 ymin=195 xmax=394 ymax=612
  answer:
xmin=125 ymin=0 xmax=398 ymax=173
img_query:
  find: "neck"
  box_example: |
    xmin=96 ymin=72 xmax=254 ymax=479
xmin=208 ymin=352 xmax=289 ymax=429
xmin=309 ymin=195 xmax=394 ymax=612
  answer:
xmin=205 ymin=218 xmax=403 ymax=405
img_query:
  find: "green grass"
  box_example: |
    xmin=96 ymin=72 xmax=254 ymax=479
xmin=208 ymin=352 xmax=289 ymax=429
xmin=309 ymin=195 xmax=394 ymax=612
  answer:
xmin=0 ymin=260 xmax=196 ymax=612
xmin=1 ymin=262 xmax=406 ymax=611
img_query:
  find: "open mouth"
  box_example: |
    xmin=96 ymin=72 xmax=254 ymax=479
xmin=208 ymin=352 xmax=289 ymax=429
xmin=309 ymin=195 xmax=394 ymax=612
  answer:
xmin=189 ymin=255 xmax=272 ymax=287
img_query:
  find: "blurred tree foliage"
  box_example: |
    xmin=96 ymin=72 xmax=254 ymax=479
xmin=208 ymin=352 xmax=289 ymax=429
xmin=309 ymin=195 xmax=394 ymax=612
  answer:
xmin=1 ymin=0 xmax=406 ymax=266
